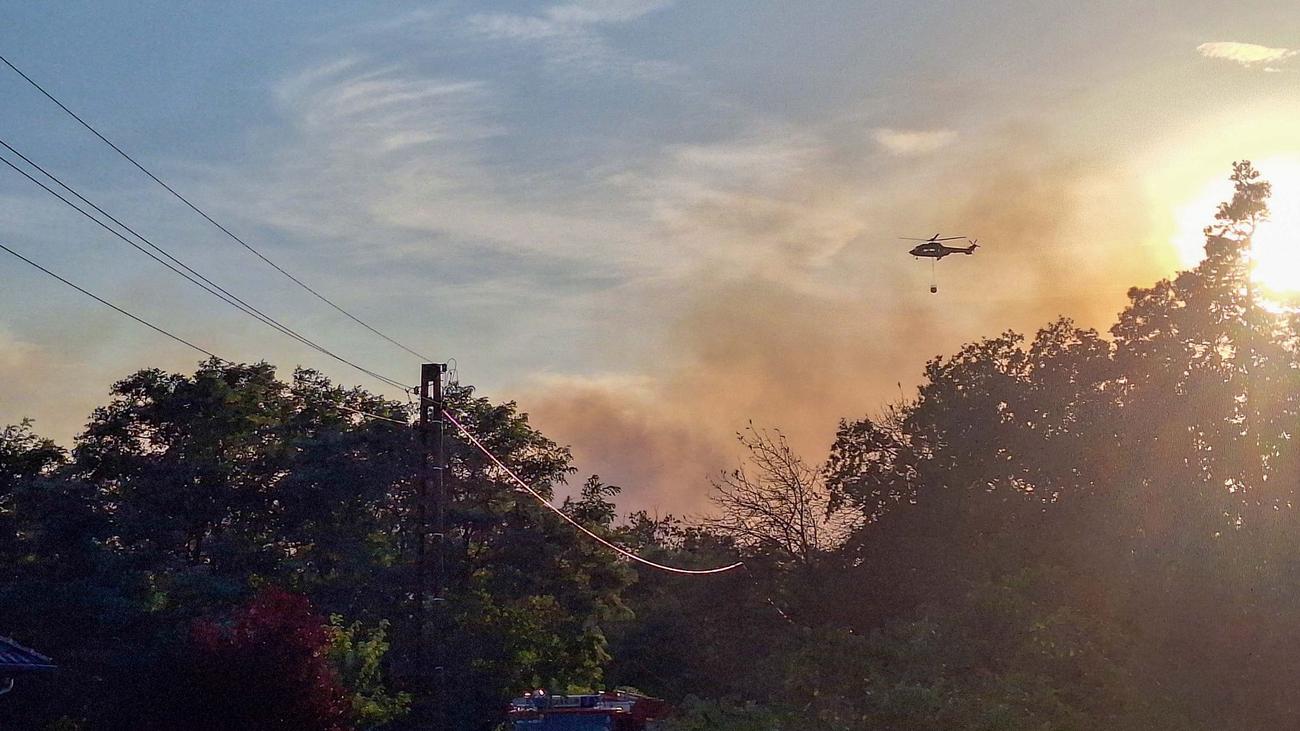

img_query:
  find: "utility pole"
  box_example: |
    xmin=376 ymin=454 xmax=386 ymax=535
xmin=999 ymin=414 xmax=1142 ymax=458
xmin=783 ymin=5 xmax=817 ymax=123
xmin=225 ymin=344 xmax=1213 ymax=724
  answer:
xmin=414 ymin=362 xmax=447 ymax=727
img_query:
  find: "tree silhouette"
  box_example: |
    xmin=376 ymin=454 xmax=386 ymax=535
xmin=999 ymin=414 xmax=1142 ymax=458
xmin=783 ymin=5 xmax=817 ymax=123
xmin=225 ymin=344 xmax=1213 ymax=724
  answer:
xmin=8 ymin=161 xmax=1300 ymax=730
xmin=150 ymin=587 xmax=352 ymax=731
xmin=705 ymin=424 xmax=857 ymax=565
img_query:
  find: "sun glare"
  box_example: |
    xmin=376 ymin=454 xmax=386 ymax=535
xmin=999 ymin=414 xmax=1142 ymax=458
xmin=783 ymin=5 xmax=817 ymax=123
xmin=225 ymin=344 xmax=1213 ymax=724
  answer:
xmin=1172 ymin=156 xmax=1300 ymax=306
xmin=1249 ymin=159 xmax=1300 ymax=300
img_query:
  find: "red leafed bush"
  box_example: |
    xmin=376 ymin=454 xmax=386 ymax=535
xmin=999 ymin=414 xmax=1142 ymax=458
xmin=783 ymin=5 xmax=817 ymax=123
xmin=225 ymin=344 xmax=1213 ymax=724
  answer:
xmin=161 ymin=587 xmax=352 ymax=731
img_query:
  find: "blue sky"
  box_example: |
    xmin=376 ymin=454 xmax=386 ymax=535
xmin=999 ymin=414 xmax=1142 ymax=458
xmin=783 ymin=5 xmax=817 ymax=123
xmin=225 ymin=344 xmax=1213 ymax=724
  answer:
xmin=3 ymin=1 xmax=1299 ymax=509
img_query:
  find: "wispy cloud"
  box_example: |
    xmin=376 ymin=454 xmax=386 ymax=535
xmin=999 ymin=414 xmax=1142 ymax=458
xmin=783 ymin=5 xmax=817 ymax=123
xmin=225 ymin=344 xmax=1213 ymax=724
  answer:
xmin=872 ymin=128 xmax=958 ymax=156
xmin=279 ymin=61 xmax=500 ymax=151
xmin=545 ymin=0 xmax=674 ymax=25
xmin=1197 ymin=41 xmax=1297 ymax=69
xmin=466 ymin=0 xmax=679 ymax=80
xmin=208 ymin=56 xmax=666 ymax=292
xmin=610 ymin=132 xmax=869 ymax=274
xmin=242 ymin=61 xmax=869 ymax=285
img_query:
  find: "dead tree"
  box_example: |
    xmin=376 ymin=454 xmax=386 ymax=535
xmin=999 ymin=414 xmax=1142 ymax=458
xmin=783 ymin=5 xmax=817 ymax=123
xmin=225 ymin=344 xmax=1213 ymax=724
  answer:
xmin=704 ymin=424 xmax=858 ymax=565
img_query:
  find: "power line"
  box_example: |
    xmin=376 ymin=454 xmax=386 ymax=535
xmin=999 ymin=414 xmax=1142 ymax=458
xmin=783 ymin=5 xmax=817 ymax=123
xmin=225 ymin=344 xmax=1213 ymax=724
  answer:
xmin=0 ymin=52 xmax=737 ymax=568
xmin=0 ymin=240 xmax=221 ymax=359
xmin=0 ymin=146 xmax=408 ymax=391
xmin=1 ymin=238 xmax=734 ymax=574
xmin=1 ymin=237 xmax=734 ymax=574
xmin=0 ymin=53 xmax=434 ymax=363
xmin=328 ymin=401 xmax=410 ymax=425
xmin=442 ymin=408 xmax=745 ymax=576
xmin=0 ymin=140 xmax=411 ymax=393
xmin=0 ymin=238 xmax=410 ymax=425
xmin=0 ymin=141 xmax=305 ymax=341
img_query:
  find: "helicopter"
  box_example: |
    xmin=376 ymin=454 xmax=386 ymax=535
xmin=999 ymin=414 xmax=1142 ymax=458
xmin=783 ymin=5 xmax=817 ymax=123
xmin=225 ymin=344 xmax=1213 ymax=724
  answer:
xmin=902 ymin=234 xmax=979 ymax=259
xmin=899 ymin=234 xmax=979 ymax=293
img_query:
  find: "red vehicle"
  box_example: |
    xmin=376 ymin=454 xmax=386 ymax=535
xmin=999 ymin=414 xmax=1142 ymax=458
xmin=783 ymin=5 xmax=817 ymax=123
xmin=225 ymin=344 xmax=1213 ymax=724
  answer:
xmin=508 ymin=690 xmax=669 ymax=730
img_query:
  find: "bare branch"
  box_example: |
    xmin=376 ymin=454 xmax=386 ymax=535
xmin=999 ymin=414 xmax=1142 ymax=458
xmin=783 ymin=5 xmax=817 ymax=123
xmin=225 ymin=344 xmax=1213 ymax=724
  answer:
xmin=703 ymin=425 xmax=859 ymax=564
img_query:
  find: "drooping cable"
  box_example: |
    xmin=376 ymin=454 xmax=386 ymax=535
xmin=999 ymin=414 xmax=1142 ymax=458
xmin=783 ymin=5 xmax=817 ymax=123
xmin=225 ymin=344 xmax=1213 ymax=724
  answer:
xmin=0 ymin=53 xmax=434 ymax=363
xmin=0 ymin=240 xmax=408 ymax=426
xmin=0 ymin=142 xmax=411 ymax=393
xmin=441 ymin=408 xmax=744 ymax=575
xmin=3 ymin=236 xmax=740 ymax=573
xmin=0 ymin=51 xmax=746 ymax=569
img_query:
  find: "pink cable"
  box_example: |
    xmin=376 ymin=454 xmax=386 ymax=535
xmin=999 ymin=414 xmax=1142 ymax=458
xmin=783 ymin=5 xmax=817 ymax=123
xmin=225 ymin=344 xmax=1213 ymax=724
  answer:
xmin=442 ymin=409 xmax=744 ymax=576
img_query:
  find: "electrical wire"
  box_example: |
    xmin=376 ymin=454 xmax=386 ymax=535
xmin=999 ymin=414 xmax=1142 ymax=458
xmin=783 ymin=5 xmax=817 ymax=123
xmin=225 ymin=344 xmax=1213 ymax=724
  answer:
xmin=0 ymin=141 xmax=409 ymax=391
xmin=0 ymin=239 xmax=408 ymax=426
xmin=0 ymin=53 xmax=434 ymax=363
xmin=0 ymin=141 xmax=411 ymax=393
xmin=0 ymin=237 xmax=737 ymax=574
xmin=0 ymin=241 xmax=221 ymax=360
xmin=328 ymin=401 xmax=410 ymax=425
xmin=1 ymin=239 xmax=735 ymax=574
xmin=441 ymin=408 xmax=745 ymax=576
xmin=0 ymin=58 xmax=741 ymax=574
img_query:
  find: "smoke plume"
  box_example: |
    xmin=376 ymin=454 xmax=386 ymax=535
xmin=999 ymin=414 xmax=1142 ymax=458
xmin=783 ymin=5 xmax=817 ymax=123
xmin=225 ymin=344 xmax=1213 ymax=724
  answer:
xmin=524 ymin=128 xmax=1166 ymax=514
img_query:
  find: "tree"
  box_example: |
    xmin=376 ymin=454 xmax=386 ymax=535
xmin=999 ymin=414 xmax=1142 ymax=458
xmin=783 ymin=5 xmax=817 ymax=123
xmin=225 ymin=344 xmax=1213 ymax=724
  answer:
xmin=148 ymin=587 xmax=352 ymax=731
xmin=0 ymin=419 xmax=65 ymax=489
xmin=807 ymin=161 xmax=1300 ymax=728
xmin=327 ymin=617 xmax=411 ymax=729
xmin=11 ymin=160 xmax=1300 ymax=730
xmin=72 ymin=361 xmax=412 ymax=582
xmin=3 ymin=363 xmax=637 ymax=730
xmin=704 ymin=424 xmax=857 ymax=565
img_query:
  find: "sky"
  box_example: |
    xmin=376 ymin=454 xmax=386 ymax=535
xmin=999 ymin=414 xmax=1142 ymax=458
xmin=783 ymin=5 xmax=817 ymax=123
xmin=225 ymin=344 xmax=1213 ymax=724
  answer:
xmin=2 ymin=1 xmax=1299 ymax=513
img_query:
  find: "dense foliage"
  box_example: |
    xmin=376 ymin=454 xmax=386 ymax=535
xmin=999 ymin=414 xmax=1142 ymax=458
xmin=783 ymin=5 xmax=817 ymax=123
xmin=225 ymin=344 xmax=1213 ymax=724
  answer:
xmin=612 ymin=161 xmax=1300 ymax=730
xmin=149 ymin=587 xmax=353 ymax=730
xmin=4 ymin=162 xmax=1300 ymax=729
xmin=0 ymin=367 xmax=633 ymax=730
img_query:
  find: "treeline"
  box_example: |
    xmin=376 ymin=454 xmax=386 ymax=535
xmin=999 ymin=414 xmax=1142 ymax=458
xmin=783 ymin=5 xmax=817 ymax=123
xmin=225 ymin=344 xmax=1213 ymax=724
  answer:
xmin=4 ymin=162 xmax=1300 ymax=729
xmin=617 ymin=161 xmax=1300 ymax=730
xmin=0 ymin=362 xmax=659 ymax=730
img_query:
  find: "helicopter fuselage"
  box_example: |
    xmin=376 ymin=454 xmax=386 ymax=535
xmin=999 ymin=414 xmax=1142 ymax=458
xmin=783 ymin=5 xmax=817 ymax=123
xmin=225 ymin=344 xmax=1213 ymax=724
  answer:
xmin=910 ymin=242 xmax=976 ymax=259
